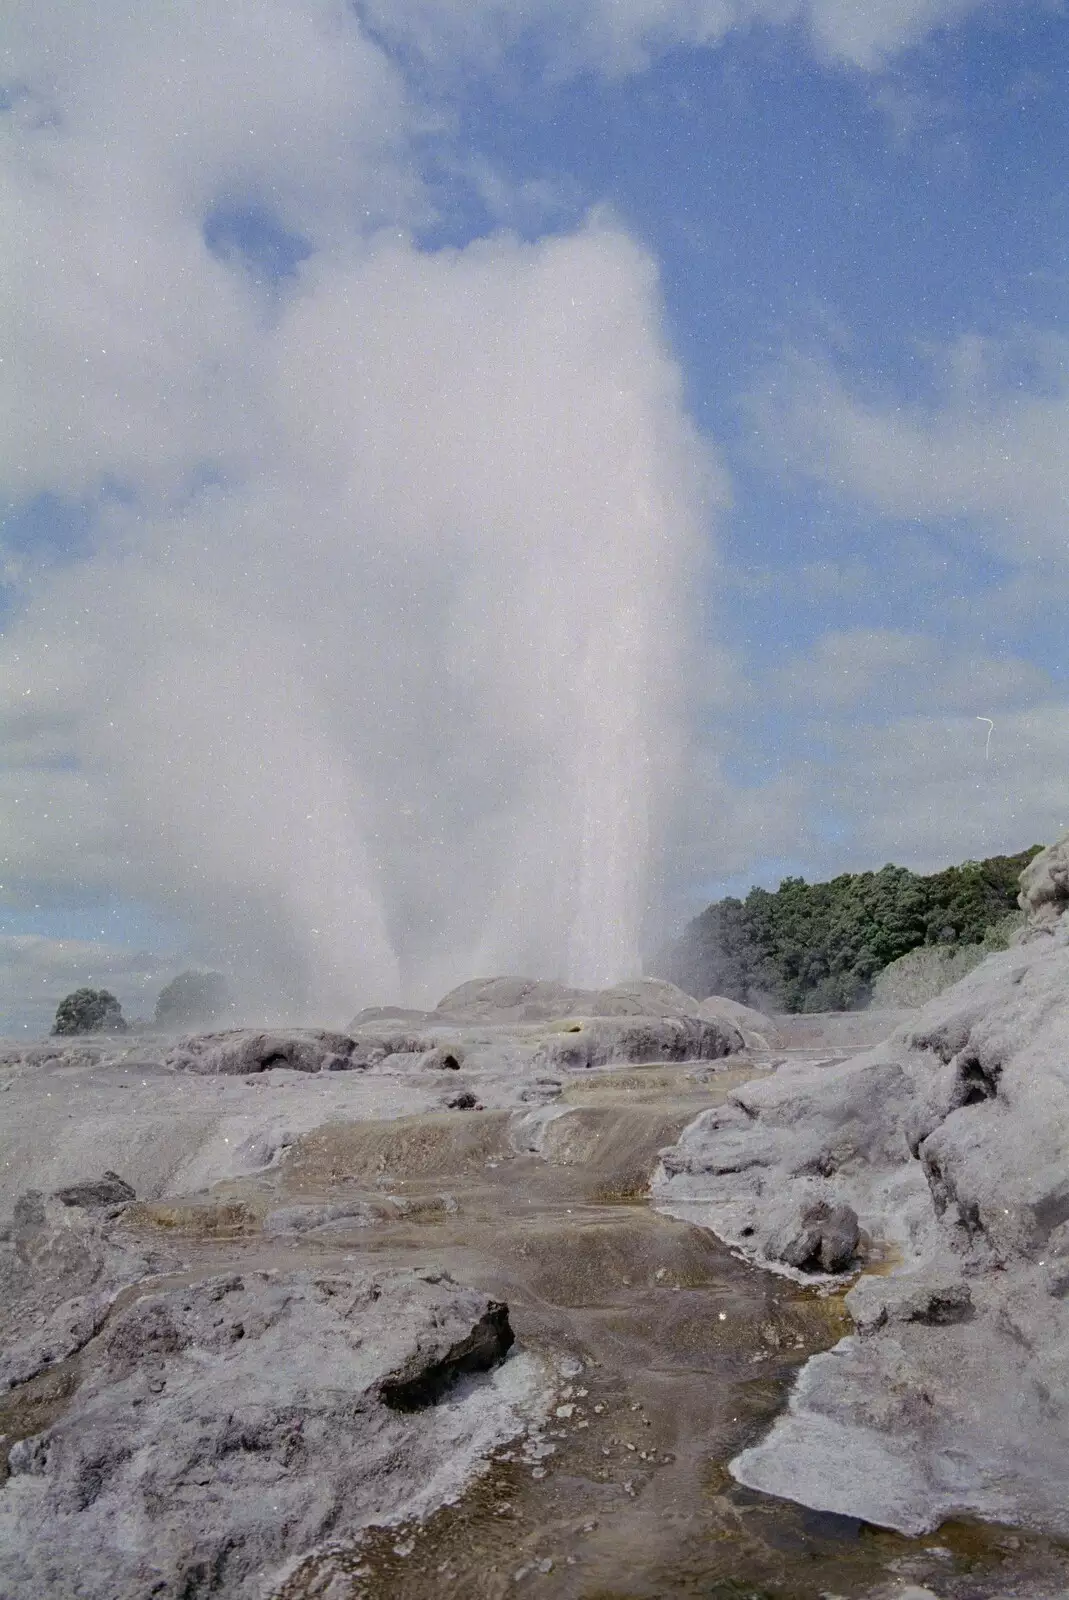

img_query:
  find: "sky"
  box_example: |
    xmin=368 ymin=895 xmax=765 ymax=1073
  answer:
xmin=1 ymin=0 xmax=1067 ymax=1031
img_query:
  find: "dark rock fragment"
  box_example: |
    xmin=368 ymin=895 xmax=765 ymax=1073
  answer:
xmin=379 ymin=1300 xmax=515 ymax=1410
xmin=767 ymin=1198 xmax=860 ymax=1274
xmin=53 ymin=1172 xmax=135 ymax=1210
xmin=423 ymin=1045 xmax=464 ymax=1070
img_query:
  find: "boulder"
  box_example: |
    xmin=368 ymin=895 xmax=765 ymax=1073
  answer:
xmin=52 ymin=1172 xmax=135 ymax=1211
xmin=432 ymin=975 xmax=713 ymax=1028
xmin=0 ymin=1189 xmax=157 ymax=1391
xmin=589 ymin=980 xmax=702 ymax=1017
xmin=764 ymin=1197 xmax=860 ymax=1274
xmin=530 ymin=1014 xmax=742 ymax=1070
xmin=434 ymin=977 xmax=591 ymax=1023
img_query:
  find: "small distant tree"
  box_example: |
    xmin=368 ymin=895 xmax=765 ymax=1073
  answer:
xmin=154 ymin=970 xmax=230 ymax=1029
xmin=52 ymin=988 xmax=127 ymax=1035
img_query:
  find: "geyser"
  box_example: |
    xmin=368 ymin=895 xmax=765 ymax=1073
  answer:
xmin=0 ymin=94 xmax=715 ymax=1017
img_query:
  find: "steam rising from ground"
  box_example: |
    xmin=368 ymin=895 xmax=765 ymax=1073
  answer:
xmin=0 ymin=0 xmax=717 ymax=1021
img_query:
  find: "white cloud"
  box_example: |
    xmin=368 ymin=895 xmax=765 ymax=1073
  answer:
xmin=770 ymin=628 xmax=1052 ymax=716
xmin=358 ymin=0 xmax=1025 ymax=75
xmin=803 ymin=0 xmax=985 ymax=68
xmin=1 ymin=0 xmax=419 ymax=504
xmin=0 ymin=2 xmax=725 ymax=1019
xmin=749 ymin=338 xmax=1069 ymax=562
xmin=817 ymin=702 xmax=1069 ymax=869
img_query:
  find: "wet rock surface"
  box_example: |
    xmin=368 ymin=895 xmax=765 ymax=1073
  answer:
xmin=2 ymin=970 xmax=1069 ymax=1596
xmin=655 ymin=848 xmax=1069 ymax=1543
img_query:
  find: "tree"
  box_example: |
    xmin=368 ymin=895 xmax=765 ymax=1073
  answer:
xmin=653 ymin=844 xmax=1042 ymax=1012
xmin=154 ymin=970 xmax=231 ymax=1029
xmin=52 ymin=988 xmax=126 ymax=1035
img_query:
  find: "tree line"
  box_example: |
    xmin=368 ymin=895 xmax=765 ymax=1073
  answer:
xmin=52 ymin=970 xmax=230 ymax=1034
xmin=654 ymin=847 xmax=1041 ymax=1013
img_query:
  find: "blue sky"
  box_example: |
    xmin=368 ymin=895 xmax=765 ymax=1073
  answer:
xmin=2 ymin=0 xmax=1067 ymax=1029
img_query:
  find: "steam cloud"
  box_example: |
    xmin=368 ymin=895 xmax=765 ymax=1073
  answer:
xmin=0 ymin=2 xmax=720 ymax=1022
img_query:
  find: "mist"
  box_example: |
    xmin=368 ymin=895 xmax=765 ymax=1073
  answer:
xmin=0 ymin=0 xmax=719 ymax=1024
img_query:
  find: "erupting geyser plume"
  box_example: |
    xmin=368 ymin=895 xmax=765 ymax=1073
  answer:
xmin=1 ymin=227 xmax=714 ymax=1019
xmin=0 ymin=0 xmax=718 ymax=1020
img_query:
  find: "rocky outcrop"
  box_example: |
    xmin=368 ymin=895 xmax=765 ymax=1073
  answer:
xmin=429 ymin=974 xmax=748 ymax=1030
xmin=654 ymin=889 xmax=1069 ymax=1538
xmin=530 ymin=1014 xmax=743 ymax=1071
xmin=159 ymin=983 xmax=751 ymax=1081
xmin=1018 ymin=828 xmax=1069 ymax=931
xmin=0 ymin=1266 xmax=538 ymax=1599
xmin=164 ymin=1028 xmax=361 ymax=1075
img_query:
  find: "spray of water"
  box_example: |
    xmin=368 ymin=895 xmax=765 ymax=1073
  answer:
xmin=0 ymin=3 xmax=718 ymax=1024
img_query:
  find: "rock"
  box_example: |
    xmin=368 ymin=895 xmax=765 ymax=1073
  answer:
xmin=164 ymin=1029 xmax=358 ymax=1075
xmin=0 ymin=1191 xmax=158 ymax=1391
xmin=0 ymin=1269 xmax=539 ymax=1599
xmin=1018 ymin=831 xmax=1069 ymax=931
xmin=430 ymin=977 xmax=737 ymax=1044
xmin=262 ymin=1201 xmax=379 ymax=1235
xmin=379 ymin=1296 xmax=514 ymax=1408
xmin=434 ymin=977 xmax=592 ymax=1023
xmin=847 ymin=1264 xmax=973 ymax=1334
xmin=589 ymin=980 xmax=702 ymax=1017
xmin=348 ymin=1005 xmax=439 ymax=1028
xmin=530 ymin=1015 xmax=742 ymax=1071
xmin=52 ymin=1172 xmax=135 ymax=1210
xmin=423 ymin=1044 xmax=465 ymax=1071
xmin=765 ymin=1198 xmax=859 ymax=1274
xmin=654 ymin=882 xmax=1069 ymax=1538
xmin=1041 ymin=1219 xmax=1069 ymax=1298
xmin=446 ymin=1090 xmax=479 ymax=1110
xmin=696 ymin=995 xmax=781 ymax=1049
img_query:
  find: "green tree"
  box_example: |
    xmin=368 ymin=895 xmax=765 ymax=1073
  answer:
xmin=654 ymin=845 xmax=1041 ymax=1012
xmin=52 ymin=988 xmax=126 ymax=1035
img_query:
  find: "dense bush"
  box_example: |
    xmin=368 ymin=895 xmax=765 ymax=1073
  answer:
xmin=155 ymin=970 xmax=231 ymax=1028
xmin=52 ymin=987 xmax=127 ymax=1035
xmin=655 ymin=847 xmax=1041 ymax=1013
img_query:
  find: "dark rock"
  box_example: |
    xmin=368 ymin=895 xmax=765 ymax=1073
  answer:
xmin=767 ymin=1199 xmax=859 ymax=1274
xmin=423 ymin=1045 xmax=464 ymax=1071
xmin=53 ymin=1173 xmax=135 ymax=1210
xmin=818 ymin=1203 xmax=861 ymax=1271
xmin=164 ymin=1029 xmax=357 ymax=1075
xmin=379 ymin=1300 xmax=515 ymax=1410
